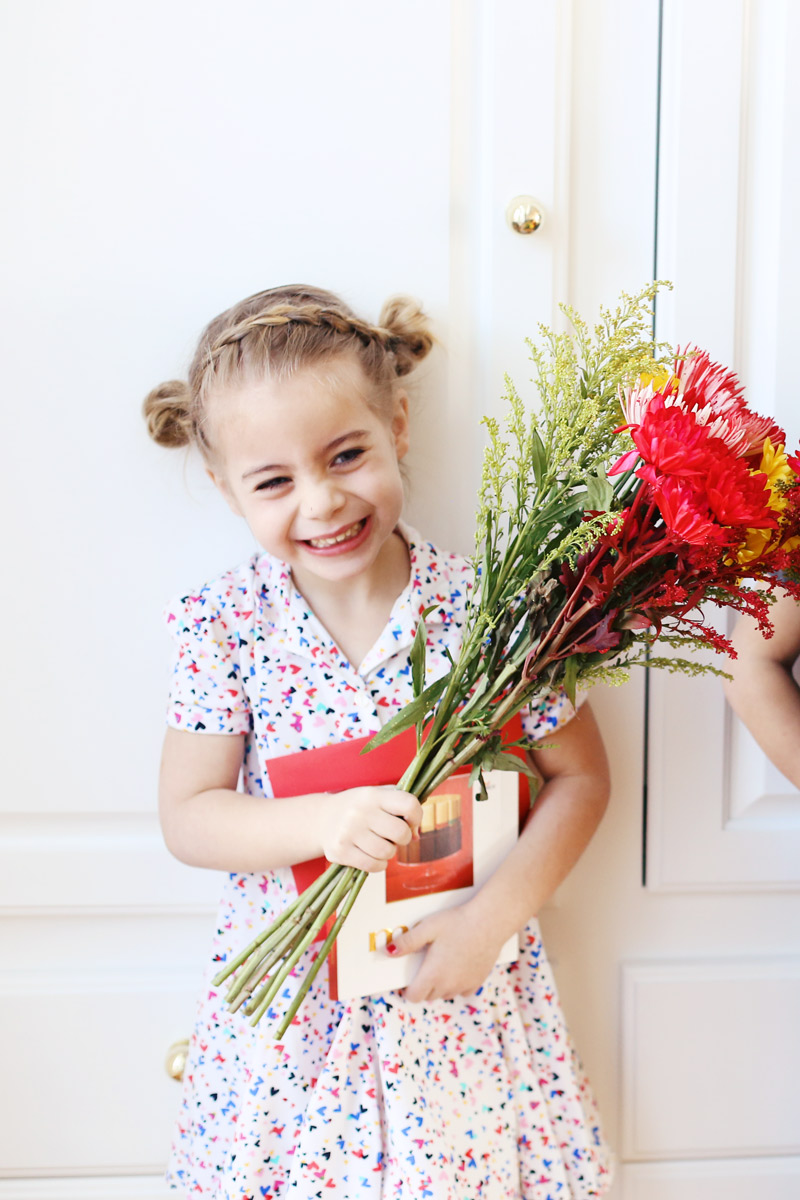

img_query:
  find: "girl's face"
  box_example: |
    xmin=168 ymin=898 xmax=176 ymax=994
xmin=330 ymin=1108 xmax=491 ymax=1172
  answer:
xmin=209 ymin=353 xmax=410 ymax=596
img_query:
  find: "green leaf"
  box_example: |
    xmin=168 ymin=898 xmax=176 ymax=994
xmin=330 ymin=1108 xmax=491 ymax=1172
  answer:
xmin=563 ymin=655 xmax=579 ymax=707
xmin=362 ymin=675 xmax=448 ymax=751
xmin=585 ymin=469 xmax=614 ymax=512
xmin=489 ymin=751 xmax=537 ymax=781
xmin=473 ymin=768 xmax=489 ymax=802
xmin=529 ymin=426 xmax=547 ymax=487
xmin=468 ymin=758 xmax=490 ymax=801
xmin=536 ymin=490 xmax=591 ymax=530
xmin=409 ymin=605 xmax=437 ymax=699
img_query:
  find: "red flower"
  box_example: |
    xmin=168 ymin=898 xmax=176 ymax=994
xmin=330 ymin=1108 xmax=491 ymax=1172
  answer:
xmin=630 ymin=398 xmax=721 ymax=479
xmin=651 ymin=476 xmax=731 ymax=546
xmin=608 ymin=447 xmax=639 ymax=476
xmin=703 ymin=458 xmax=776 ymax=529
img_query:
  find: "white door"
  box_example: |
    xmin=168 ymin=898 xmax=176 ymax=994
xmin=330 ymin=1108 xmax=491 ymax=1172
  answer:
xmin=7 ymin=3 xmax=793 ymax=1196
xmin=0 ymin=1 xmax=568 ymax=1194
xmin=552 ymin=3 xmax=800 ymax=1198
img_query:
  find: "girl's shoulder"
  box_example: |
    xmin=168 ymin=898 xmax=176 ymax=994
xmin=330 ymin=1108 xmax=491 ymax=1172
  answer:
xmin=404 ymin=527 xmax=474 ymax=631
xmin=163 ymin=551 xmax=288 ymax=636
xmin=404 ymin=524 xmax=473 ymax=606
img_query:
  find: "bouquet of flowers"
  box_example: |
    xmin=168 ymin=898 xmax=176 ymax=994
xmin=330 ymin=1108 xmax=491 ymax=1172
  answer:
xmin=213 ymin=283 xmax=800 ymax=1036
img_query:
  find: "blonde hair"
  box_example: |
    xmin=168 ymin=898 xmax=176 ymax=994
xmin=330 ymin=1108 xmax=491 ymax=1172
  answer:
xmin=143 ymin=284 xmax=434 ymax=457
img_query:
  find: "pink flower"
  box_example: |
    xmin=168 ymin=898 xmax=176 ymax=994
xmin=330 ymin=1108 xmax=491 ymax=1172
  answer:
xmin=674 ymin=350 xmax=785 ymax=455
xmin=620 ymin=349 xmax=785 ymax=459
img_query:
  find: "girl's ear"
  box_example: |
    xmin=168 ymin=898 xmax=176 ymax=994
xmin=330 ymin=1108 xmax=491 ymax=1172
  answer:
xmin=392 ymin=391 xmax=410 ymax=460
xmin=206 ymin=467 xmax=244 ymax=517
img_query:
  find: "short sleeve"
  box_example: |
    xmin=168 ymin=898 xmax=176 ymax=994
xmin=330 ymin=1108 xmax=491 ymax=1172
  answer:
xmin=163 ymin=590 xmax=251 ymax=735
xmin=519 ymin=687 xmax=577 ymax=744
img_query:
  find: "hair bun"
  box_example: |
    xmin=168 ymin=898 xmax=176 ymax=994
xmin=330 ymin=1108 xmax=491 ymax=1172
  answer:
xmin=142 ymin=379 xmax=193 ymax=448
xmin=379 ymin=295 xmax=435 ymax=376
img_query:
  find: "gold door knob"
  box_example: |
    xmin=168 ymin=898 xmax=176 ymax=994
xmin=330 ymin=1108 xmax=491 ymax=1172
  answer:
xmin=506 ymin=195 xmax=543 ymax=234
xmin=165 ymin=1038 xmax=190 ymax=1082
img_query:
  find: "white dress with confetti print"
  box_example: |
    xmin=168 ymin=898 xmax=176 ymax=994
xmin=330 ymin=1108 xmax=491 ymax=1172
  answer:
xmin=163 ymin=525 xmax=614 ymax=1200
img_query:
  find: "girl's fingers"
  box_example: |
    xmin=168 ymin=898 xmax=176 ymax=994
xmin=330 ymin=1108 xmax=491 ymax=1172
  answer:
xmin=402 ymin=964 xmax=436 ymax=1004
xmin=353 ymin=829 xmax=400 ymax=866
xmin=369 ymin=809 xmax=415 ymax=848
xmin=379 ymin=788 xmax=423 ymax=832
xmin=389 ymin=917 xmax=437 ymax=956
xmin=348 ymin=849 xmax=390 ymax=873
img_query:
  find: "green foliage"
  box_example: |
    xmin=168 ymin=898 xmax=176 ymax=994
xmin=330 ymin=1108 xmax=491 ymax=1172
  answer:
xmin=474 ymin=283 xmax=672 ymax=608
xmin=641 ymin=656 xmax=733 ymax=681
xmin=392 ymin=283 xmax=677 ymax=799
xmin=409 ymin=604 xmax=437 ymax=699
xmin=363 ymin=675 xmax=449 ymax=751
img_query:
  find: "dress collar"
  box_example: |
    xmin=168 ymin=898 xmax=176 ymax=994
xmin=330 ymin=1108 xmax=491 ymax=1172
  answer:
xmin=254 ymin=523 xmax=460 ymax=674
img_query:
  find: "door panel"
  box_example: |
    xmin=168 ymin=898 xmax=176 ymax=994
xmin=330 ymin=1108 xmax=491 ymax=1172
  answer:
xmin=621 ymin=959 xmax=800 ymax=1159
xmin=562 ymin=2 xmax=800 ymax=1196
xmin=0 ymin=0 xmax=562 ymax=1183
xmin=649 ymin=0 xmax=800 ymax=890
xmin=0 ymin=968 xmax=198 ymax=1176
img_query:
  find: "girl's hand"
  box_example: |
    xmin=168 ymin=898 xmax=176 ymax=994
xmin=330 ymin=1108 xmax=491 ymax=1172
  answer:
xmin=320 ymin=786 xmax=422 ymax=873
xmin=390 ymin=902 xmax=505 ymax=1003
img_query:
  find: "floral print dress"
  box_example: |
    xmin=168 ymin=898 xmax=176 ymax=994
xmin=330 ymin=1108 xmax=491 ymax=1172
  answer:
xmin=163 ymin=525 xmax=614 ymax=1199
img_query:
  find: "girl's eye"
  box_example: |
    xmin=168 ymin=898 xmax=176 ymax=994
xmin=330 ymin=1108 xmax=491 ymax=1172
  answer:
xmin=255 ymin=476 xmax=291 ymax=492
xmin=333 ymin=447 xmax=364 ymax=467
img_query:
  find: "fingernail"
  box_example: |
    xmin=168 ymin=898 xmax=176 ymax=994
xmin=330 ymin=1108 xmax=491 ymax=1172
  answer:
xmin=386 ymin=942 xmax=398 ymax=955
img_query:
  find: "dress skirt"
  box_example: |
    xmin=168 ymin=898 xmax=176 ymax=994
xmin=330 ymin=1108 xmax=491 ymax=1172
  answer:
xmin=166 ymin=868 xmax=614 ymax=1200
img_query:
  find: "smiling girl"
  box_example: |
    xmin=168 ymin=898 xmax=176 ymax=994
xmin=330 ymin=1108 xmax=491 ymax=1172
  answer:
xmin=145 ymin=284 xmax=613 ymax=1198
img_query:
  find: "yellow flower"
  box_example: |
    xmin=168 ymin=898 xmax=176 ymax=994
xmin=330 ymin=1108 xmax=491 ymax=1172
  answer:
xmin=736 ymin=526 xmax=773 ymax=565
xmin=758 ymin=438 xmax=793 ymax=512
xmin=639 ymin=364 xmax=672 ymax=392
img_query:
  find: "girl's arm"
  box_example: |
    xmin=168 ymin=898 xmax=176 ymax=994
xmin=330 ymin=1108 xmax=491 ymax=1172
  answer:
xmin=723 ymin=592 xmax=800 ymax=789
xmin=392 ymin=701 xmax=610 ymax=1003
xmin=158 ymin=727 xmax=421 ymax=874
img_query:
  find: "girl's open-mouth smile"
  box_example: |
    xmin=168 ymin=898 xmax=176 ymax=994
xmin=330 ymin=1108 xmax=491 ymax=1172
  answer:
xmin=301 ymin=516 xmax=370 ymax=554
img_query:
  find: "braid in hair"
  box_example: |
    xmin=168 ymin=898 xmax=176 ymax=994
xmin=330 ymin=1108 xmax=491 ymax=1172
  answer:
xmin=144 ymin=284 xmax=435 ymax=457
xmin=208 ymin=304 xmax=392 ymax=359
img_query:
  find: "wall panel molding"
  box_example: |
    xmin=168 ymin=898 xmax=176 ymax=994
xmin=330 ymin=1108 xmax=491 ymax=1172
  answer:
xmin=0 ymin=1180 xmax=170 ymax=1199
xmin=621 ymin=1156 xmax=800 ymax=1200
xmin=0 ymin=814 xmax=221 ymax=914
xmin=621 ymin=959 xmax=800 ymax=1161
xmin=0 ymin=966 xmax=198 ymax=1177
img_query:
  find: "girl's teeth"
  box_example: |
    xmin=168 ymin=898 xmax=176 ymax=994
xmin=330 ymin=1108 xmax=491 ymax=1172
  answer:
xmin=308 ymin=521 xmax=362 ymax=548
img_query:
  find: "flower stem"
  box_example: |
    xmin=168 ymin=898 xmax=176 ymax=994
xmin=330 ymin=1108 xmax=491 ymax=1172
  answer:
xmin=272 ymin=870 xmax=368 ymax=1039
xmin=211 ymin=863 xmax=340 ymax=988
xmin=225 ymin=872 xmax=343 ymax=1011
xmin=247 ymin=867 xmax=359 ymax=1026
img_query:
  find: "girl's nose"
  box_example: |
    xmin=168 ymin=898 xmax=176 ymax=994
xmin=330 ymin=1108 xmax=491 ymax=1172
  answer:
xmin=299 ymin=477 xmax=345 ymax=520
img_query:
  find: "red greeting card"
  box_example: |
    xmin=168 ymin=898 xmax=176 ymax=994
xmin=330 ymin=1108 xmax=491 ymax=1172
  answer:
xmin=265 ymin=717 xmax=532 ymax=1001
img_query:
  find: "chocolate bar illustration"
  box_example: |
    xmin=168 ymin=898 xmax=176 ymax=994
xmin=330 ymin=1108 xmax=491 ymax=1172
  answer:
xmin=397 ymin=793 xmax=462 ymax=864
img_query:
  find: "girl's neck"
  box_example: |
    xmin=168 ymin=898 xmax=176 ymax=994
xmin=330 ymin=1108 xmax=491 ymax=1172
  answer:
xmin=291 ymin=529 xmax=411 ymax=669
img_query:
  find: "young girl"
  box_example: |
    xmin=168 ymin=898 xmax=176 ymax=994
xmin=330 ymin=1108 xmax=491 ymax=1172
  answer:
xmin=145 ymin=284 xmax=614 ymax=1199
